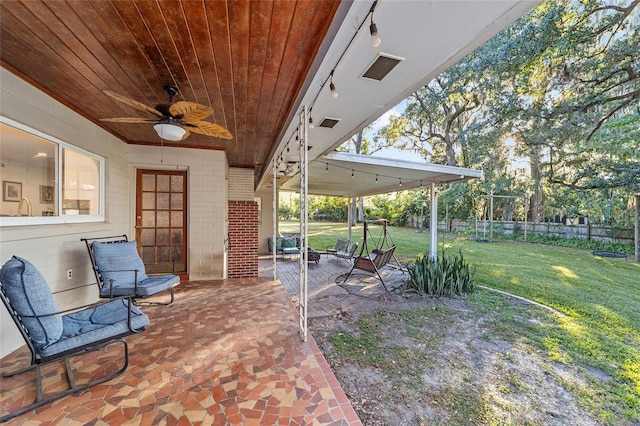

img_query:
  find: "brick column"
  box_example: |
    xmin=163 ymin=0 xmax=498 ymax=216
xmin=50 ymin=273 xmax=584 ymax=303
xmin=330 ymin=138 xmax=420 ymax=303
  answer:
xmin=227 ymin=201 xmax=259 ymax=277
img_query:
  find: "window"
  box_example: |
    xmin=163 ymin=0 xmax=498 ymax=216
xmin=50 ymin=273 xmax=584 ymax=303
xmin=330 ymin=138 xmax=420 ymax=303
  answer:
xmin=0 ymin=117 xmax=104 ymax=226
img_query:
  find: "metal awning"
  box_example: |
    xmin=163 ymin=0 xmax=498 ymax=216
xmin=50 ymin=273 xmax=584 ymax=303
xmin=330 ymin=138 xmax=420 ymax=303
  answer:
xmin=279 ymin=151 xmax=483 ymax=198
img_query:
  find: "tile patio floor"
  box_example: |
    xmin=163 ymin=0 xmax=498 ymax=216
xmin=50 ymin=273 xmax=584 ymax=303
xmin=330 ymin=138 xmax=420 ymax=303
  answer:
xmin=0 ymin=278 xmax=363 ymax=425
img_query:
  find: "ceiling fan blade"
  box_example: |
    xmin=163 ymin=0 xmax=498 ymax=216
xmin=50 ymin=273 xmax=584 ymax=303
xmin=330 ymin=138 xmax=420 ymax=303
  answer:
xmin=187 ymin=121 xmax=233 ymax=140
xmin=102 ymin=90 xmax=163 ymax=118
xmin=170 ymin=101 xmax=213 ymax=123
xmin=99 ymin=117 xmax=158 ymax=123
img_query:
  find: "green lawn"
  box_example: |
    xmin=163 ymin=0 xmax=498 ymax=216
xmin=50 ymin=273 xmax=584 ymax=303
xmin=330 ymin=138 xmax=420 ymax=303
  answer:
xmin=281 ymin=221 xmax=640 ymax=422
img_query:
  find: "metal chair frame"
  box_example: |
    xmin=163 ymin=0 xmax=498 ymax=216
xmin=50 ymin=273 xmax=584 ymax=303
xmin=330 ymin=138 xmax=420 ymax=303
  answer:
xmin=81 ymin=235 xmax=177 ymax=305
xmin=0 ymin=283 xmax=144 ymax=422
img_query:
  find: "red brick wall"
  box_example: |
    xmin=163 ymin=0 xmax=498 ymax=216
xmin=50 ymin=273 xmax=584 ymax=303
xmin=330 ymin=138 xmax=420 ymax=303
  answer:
xmin=227 ymin=201 xmax=259 ymax=277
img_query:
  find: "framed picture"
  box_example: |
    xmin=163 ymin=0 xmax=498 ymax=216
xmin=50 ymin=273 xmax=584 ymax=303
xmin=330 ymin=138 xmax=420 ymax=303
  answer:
xmin=40 ymin=185 xmax=54 ymax=204
xmin=2 ymin=181 xmax=22 ymax=202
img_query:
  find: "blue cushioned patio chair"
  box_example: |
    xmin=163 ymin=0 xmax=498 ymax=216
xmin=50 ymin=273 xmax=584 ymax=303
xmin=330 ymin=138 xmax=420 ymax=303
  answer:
xmin=0 ymin=256 xmax=149 ymax=422
xmin=81 ymin=235 xmax=180 ymax=305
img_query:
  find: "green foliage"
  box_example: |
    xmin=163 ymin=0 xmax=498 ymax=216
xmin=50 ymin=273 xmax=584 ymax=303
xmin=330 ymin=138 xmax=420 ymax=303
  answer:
xmin=372 ymin=0 xmax=640 ymax=227
xmin=309 ymin=195 xmax=348 ymax=222
xmin=405 ymin=250 xmax=476 ymax=297
xmin=514 ymin=233 xmax=635 ymax=255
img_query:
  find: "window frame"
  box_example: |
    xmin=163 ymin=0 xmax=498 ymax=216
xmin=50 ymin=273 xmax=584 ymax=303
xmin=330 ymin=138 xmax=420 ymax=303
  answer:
xmin=0 ymin=116 xmax=105 ymax=227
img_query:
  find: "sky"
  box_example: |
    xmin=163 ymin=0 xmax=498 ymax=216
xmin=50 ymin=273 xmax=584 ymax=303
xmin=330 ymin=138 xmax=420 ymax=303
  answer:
xmin=363 ymin=101 xmax=531 ymax=171
xmin=364 ymin=100 xmax=426 ymax=163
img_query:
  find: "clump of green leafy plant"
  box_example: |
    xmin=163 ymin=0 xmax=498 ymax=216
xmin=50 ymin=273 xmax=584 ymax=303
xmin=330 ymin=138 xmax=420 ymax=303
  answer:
xmin=405 ymin=250 xmax=475 ymax=297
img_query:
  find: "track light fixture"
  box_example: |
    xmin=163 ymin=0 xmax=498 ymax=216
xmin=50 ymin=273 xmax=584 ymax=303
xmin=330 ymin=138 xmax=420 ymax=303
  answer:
xmin=370 ymin=22 xmax=381 ymax=48
xmin=369 ymin=2 xmax=381 ymax=48
xmin=329 ymin=70 xmax=338 ymax=99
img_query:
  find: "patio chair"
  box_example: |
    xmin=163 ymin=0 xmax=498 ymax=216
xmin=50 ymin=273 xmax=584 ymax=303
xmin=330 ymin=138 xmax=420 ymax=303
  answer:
xmin=326 ymin=239 xmax=349 ymax=259
xmin=342 ymin=245 xmax=396 ymax=292
xmin=335 ymin=242 xmax=359 ymax=263
xmin=0 ymin=255 xmax=149 ymax=422
xmin=81 ymin=235 xmax=180 ymax=305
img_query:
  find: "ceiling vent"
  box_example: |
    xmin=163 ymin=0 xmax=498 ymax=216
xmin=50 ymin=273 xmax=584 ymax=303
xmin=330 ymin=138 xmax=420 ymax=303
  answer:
xmin=361 ymin=54 xmax=404 ymax=81
xmin=319 ymin=117 xmax=340 ymax=129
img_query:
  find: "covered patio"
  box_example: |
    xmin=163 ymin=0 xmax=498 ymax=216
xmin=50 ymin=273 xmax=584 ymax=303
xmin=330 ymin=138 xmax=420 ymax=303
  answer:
xmin=0 ymin=0 xmax=540 ymax=423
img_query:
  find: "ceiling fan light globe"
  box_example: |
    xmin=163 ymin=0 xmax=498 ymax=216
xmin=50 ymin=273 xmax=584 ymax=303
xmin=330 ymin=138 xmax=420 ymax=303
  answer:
xmin=154 ymin=123 xmax=186 ymax=141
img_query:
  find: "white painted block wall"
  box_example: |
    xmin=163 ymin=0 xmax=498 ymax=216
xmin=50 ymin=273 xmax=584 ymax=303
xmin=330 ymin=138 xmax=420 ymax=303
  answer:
xmin=0 ymin=68 xmax=132 ymax=357
xmin=128 ymin=146 xmax=229 ymax=280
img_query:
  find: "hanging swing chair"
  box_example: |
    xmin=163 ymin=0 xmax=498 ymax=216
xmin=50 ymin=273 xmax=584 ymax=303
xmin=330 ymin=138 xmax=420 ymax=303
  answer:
xmin=341 ymin=221 xmax=401 ymax=291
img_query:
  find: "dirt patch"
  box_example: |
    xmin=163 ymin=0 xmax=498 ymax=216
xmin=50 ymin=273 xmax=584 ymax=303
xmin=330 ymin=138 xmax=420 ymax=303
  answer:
xmin=309 ymin=289 xmax=603 ymax=425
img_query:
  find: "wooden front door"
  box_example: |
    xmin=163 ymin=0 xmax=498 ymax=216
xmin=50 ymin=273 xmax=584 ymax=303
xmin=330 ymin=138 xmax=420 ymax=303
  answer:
xmin=136 ymin=169 xmax=187 ymax=274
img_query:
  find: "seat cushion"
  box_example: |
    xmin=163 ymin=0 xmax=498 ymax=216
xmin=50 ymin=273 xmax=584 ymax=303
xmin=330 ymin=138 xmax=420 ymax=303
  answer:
xmin=41 ymin=298 xmax=150 ymax=358
xmin=92 ymin=241 xmax=149 ymax=288
xmin=99 ymin=274 xmax=179 ymax=298
xmin=0 ymin=256 xmax=63 ymax=352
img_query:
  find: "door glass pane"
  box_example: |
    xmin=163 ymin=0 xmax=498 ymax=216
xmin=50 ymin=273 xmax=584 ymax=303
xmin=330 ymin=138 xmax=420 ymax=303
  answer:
xmin=157 ymin=175 xmax=170 ymax=192
xmin=157 ymin=211 xmax=169 ymax=227
xmin=157 ymin=193 xmax=169 ymax=209
xmin=142 ymin=247 xmax=155 ymax=263
xmin=157 ymin=229 xmax=170 ymax=245
xmin=142 ymin=174 xmax=155 ymax=191
xmin=141 ymin=228 xmax=155 ymax=245
xmin=170 ymin=211 xmax=183 ymax=227
xmin=142 ymin=192 xmax=155 ymax=209
xmin=157 ymin=246 xmax=170 ymax=262
xmin=171 ymin=193 xmax=183 ymax=209
xmin=171 ymin=175 xmax=183 ymax=192
xmin=142 ymin=210 xmax=155 ymax=227
xmin=171 ymin=246 xmax=183 ymax=261
xmin=171 ymin=229 xmax=183 ymax=244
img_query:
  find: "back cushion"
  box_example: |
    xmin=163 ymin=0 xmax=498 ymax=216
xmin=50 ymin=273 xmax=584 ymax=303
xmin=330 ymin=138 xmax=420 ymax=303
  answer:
xmin=282 ymin=238 xmax=297 ymax=248
xmin=0 ymin=256 xmax=63 ymax=352
xmin=92 ymin=241 xmax=148 ymax=286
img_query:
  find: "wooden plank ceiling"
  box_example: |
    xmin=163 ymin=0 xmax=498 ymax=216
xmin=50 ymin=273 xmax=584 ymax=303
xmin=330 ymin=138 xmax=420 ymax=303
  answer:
xmin=0 ymin=0 xmax=340 ymax=177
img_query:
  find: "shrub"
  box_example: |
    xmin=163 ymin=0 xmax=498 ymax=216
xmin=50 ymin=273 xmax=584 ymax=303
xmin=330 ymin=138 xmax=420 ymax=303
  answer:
xmin=405 ymin=250 xmax=476 ymax=297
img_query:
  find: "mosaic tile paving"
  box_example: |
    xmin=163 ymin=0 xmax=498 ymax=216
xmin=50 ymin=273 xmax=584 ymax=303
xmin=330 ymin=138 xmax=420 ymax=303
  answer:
xmin=0 ymin=279 xmax=361 ymax=425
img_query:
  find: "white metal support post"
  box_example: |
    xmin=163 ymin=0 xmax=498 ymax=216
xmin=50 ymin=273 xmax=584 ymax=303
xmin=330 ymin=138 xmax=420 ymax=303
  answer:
xmin=298 ymin=107 xmax=309 ymax=342
xmin=347 ymin=198 xmax=353 ymax=242
xmin=272 ymin=159 xmax=277 ymax=279
xmin=429 ymin=183 xmax=438 ymax=260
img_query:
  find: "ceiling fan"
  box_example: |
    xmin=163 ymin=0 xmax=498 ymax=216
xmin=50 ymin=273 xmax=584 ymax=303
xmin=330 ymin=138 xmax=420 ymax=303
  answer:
xmin=100 ymin=85 xmax=232 ymax=141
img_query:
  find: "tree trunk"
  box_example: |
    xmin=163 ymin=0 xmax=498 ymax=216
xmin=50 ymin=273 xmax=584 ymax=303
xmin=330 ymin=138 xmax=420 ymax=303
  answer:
xmin=445 ymin=139 xmax=457 ymax=166
xmin=635 ymin=194 xmax=639 ymax=263
xmin=529 ymin=145 xmax=544 ymax=222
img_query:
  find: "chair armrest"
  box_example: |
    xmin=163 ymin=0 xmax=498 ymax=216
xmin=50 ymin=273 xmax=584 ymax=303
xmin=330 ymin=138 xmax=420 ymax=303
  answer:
xmin=99 ymin=269 xmax=141 ymax=297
